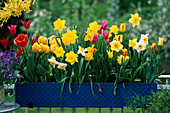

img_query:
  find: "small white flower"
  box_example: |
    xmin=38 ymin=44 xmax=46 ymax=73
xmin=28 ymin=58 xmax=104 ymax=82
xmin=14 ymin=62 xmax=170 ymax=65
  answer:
xmin=48 ymin=56 xmax=59 ymax=68
xmin=57 ymin=62 xmax=67 ymax=71
xmin=139 ymin=34 xmax=149 ymax=45
xmin=77 ymin=46 xmax=87 ymax=56
xmin=134 ymin=41 xmax=146 ymax=52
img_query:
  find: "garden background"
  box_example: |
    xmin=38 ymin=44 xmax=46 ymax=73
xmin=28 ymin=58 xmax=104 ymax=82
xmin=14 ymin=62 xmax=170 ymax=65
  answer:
xmin=0 ymin=0 xmax=169 ymax=113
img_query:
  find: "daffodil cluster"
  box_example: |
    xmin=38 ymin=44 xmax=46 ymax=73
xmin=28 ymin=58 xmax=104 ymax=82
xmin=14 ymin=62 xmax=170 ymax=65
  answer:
xmin=0 ymin=0 xmax=37 ymax=27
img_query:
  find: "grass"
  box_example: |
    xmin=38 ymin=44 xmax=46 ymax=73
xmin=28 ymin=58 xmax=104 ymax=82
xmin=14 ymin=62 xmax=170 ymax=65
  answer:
xmin=5 ymin=95 xmax=135 ymax=113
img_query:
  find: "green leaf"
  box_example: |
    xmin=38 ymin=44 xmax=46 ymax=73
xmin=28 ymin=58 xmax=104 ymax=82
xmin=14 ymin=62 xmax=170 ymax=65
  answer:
xmin=60 ymin=79 xmax=65 ymax=101
xmin=134 ymin=78 xmax=142 ymax=82
xmin=69 ymin=68 xmax=74 ymax=93
xmin=89 ymin=78 xmax=98 ymax=99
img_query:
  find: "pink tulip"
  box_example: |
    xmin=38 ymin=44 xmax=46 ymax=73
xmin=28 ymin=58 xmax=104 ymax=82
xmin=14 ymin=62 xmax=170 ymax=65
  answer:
xmin=7 ymin=25 xmax=17 ymax=35
xmin=97 ymin=25 xmax=102 ymax=34
xmin=92 ymin=34 xmax=98 ymax=44
xmin=105 ymin=39 xmax=110 ymax=46
xmin=102 ymin=20 xmax=108 ymax=30
xmin=103 ymin=31 xmax=109 ymax=39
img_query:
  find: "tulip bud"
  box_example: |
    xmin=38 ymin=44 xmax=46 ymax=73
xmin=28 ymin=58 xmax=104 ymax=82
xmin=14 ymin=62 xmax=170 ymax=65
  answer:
xmin=102 ymin=20 xmax=108 ymax=30
xmin=49 ymin=35 xmax=57 ymax=45
xmin=97 ymin=25 xmax=102 ymax=34
xmin=120 ymin=23 xmax=126 ymax=32
xmin=150 ymin=43 xmax=156 ymax=50
xmin=39 ymin=44 xmax=45 ymax=53
xmin=32 ymin=42 xmax=39 ymax=53
xmin=158 ymin=37 xmax=164 ymax=46
xmin=105 ymin=39 xmax=110 ymax=46
xmin=122 ymin=48 xmax=127 ymax=56
xmin=50 ymin=44 xmax=58 ymax=53
xmin=38 ymin=36 xmax=48 ymax=45
xmin=44 ymin=45 xmax=50 ymax=54
xmin=7 ymin=25 xmax=17 ymax=35
xmin=103 ymin=31 xmax=109 ymax=39
xmin=92 ymin=34 xmax=98 ymax=44
xmin=116 ymin=35 xmax=123 ymax=43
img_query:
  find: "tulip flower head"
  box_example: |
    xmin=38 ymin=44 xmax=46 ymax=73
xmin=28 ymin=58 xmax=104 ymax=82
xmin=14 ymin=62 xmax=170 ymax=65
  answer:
xmin=120 ymin=23 xmax=126 ymax=32
xmin=7 ymin=25 xmax=17 ymax=35
xmin=92 ymin=34 xmax=98 ymax=44
xmin=102 ymin=20 xmax=108 ymax=30
xmin=15 ymin=48 xmax=24 ymax=59
xmin=117 ymin=55 xmax=129 ymax=65
xmin=105 ymin=39 xmax=110 ymax=46
xmin=103 ymin=31 xmax=109 ymax=39
xmin=150 ymin=43 xmax=156 ymax=50
xmin=14 ymin=33 xmax=28 ymax=47
xmin=30 ymin=37 xmax=37 ymax=45
xmin=0 ymin=36 xmax=9 ymax=48
xmin=158 ymin=37 xmax=164 ymax=46
xmin=97 ymin=25 xmax=102 ymax=34
xmin=107 ymin=50 xmax=113 ymax=59
xmin=20 ymin=19 xmax=33 ymax=30
xmin=122 ymin=48 xmax=127 ymax=56
xmin=32 ymin=42 xmax=39 ymax=53
xmin=129 ymin=38 xmax=137 ymax=50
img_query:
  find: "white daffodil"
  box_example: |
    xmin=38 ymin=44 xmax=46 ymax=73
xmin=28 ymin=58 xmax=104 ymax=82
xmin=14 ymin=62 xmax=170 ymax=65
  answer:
xmin=77 ymin=46 xmax=87 ymax=56
xmin=48 ymin=56 xmax=59 ymax=68
xmin=134 ymin=41 xmax=146 ymax=52
xmin=139 ymin=34 xmax=149 ymax=45
xmin=57 ymin=62 xmax=67 ymax=71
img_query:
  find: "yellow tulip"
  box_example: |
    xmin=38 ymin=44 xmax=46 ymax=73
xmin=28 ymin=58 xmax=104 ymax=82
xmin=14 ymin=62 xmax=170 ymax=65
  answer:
xmin=120 ymin=23 xmax=126 ymax=32
xmin=158 ymin=37 xmax=164 ymax=46
xmin=32 ymin=42 xmax=39 ymax=53
xmin=39 ymin=44 xmax=45 ymax=53
xmin=38 ymin=36 xmax=48 ymax=45
xmin=49 ymin=35 xmax=57 ymax=45
xmin=44 ymin=45 xmax=50 ymax=54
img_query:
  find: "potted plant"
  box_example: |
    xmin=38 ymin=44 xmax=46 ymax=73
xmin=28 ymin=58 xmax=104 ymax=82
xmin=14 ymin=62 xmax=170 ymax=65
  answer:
xmin=1 ymin=12 xmax=164 ymax=107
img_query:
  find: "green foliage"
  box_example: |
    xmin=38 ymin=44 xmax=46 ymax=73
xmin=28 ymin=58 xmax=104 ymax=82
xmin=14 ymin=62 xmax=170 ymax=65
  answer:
xmin=125 ymin=87 xmax=170 ymax=113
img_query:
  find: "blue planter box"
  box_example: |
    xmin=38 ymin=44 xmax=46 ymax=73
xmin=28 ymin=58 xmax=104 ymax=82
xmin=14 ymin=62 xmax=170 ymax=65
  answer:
xmin=15 ymin=83 xmax=157 ymax=107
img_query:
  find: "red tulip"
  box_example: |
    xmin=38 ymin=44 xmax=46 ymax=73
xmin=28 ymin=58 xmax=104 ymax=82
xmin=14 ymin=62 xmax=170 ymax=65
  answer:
xmin=14 ymin=33 xmax=28 ymax=47
xmin=15 ymin=48 xmax=24 ymax=59
xmin=103 ymin=31 xmax=109 ymax=39
xmin=105 ymin=39 xmax=110 ymax=46
xmin=97 ymin=25 xmax=102 ymax=34
xmin=30 ymin=37 xmax=37 ymax=45
xmin=0 ymin=36 xmax=9 ymax=48
xmin=92 ymin=34 xmax=98 ymax=44
xmin=122 ymin=48 xmax=127 ymax=56
xmin=102 ymin=20 xmax=108 ymax=30
xmin=7 ymin=25 xmax=17 ymax=35
xmin=20 ymin=19 xmax=33 ymax=30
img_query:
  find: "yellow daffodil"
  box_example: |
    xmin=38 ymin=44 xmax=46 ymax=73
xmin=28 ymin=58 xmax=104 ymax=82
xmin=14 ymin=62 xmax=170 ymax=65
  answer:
xmin=54 ymin=47 xmax=65 ymax=58
xmin=110 ymin=40 xmax=123 ymax=52
xmin=134 ymin=41 xmax=146 ymax=52
xmin=65 ymin=51 xmax=78 ymax=65
xmin=32 ymin=42 xmax=39 ymax=53
xmin=39 ymin=44 xmax=45 ymax=53
xmin=87 ymin=45 xmax=97 ymax=54
xmin=53 ymin=18 xmax=66 ymax=33
xmin=44 ymin=45 xmax=50 ymax=54
xmin=129 ymin=38 xmax=137 ymax=50
xmin=150 ymin=43 xmax=156 ymax=50
xmin=107 ymin=50 xmax=113 ymax=59
xmin=85 ymin=53 xmax=94 ymax=61
xmin=122 ymin=48 xmax=127 ymax=56
xmin=38 ymin=36 xmax=48 ymax=45
xmin=117 ymin=55 xmax=129 ymax=65
xmin=120 ymin=23 xmax=126 ymax=32
xmin=139 ymin=34 xmax=149 ymax=45
xmin=48 ymin=56 xmax=59 ymax=68
xmin=128 ymin=13 xmax=142 ymax=27
xmin=109 ymin=25 xmax=119 ymax=37
xmin=84 ymin=21 xmax=99 ymax=42
xmin=77 ymin=46 xmax=87 ymax=56
xmin=57 ymin=62 xmax=67 ymax=71
xmin=61 ymin=29 xmax=78 ymax=45
xmin=158 ymin=37 xmax=164 ymax=46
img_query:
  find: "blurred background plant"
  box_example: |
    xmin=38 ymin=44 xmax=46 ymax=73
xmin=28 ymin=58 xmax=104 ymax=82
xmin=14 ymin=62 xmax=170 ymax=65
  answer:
xmin=125 ymin=87 xmax=170 ymax=113
xmin=0 ymin=0 xmax=169 ymax=74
